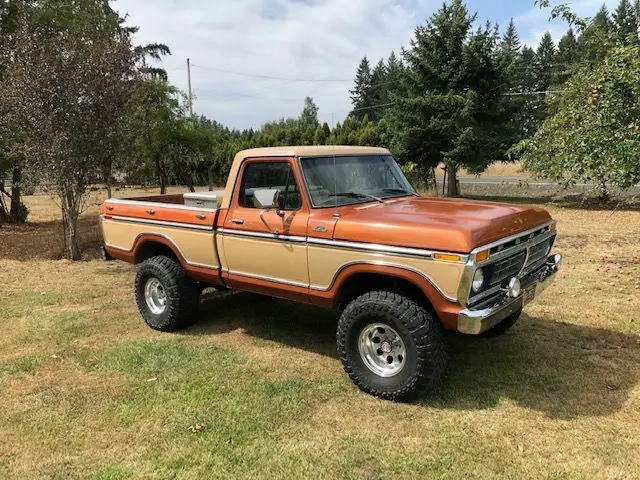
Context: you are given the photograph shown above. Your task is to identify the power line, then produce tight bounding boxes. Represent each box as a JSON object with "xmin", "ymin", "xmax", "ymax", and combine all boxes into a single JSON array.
[{"xmin": 190, "ymin": 63, "xmax": 352, "ymax": 83}]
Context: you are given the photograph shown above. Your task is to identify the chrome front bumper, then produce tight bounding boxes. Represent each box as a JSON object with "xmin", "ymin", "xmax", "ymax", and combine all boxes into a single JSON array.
[{"xmin": 457, "ymin": 254, "xmax": 561, "ymax": 335}]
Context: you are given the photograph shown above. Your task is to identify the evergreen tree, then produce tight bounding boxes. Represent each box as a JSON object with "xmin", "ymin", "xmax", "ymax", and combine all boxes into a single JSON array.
[
  {"xmin": 613, "ymin": 0, "xmax": 638, "ymax": 43},
  {"xmin": 350, "ymin": 57, "xmax": 373, "ymax": 119},
  {"xmin": 534, "ymin": 32, "xmax": 556, "ymax": 92},
  {"xmin": 368, "ymin": 59, "xmax": 388, "ymax": 120},
  {"xmin": 390, "ymin": 0, "xmax": 505, "ymax": 196},
  {"xmin": 579, "ymin": 4, "xmax": 613, "ymax": 62},
  {"xmin": 496, "ymin": 19, "xmax": 527, "ymax": 153},
  {"xmin": 497, "ymin": 18, "xmax": 521, "ymax": 78},
  {"xmin": 553, "ymin": 29, "xmax": 579, "ymax": 85},
  {"xmin": 299, "ymin": 96, "xmax": 319, "ymax": 144}
]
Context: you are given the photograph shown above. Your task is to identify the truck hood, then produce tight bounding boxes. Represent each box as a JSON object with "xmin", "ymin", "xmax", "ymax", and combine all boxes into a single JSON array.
[{"xmin": 332, "ymin": 196, "xmax": 552, "ymax": 253}]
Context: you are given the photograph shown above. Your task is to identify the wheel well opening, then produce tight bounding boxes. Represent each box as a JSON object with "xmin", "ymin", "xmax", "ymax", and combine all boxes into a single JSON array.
[
  {"xmin": 135, "ymin": 241, "xmax": 180, "ymax": 265},
  {"xmin": 334, "ymin": 273, "xmax": 431, "ymax": 313}
]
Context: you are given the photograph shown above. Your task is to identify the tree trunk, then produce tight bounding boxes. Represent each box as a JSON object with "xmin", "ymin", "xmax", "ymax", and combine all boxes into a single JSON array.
[
  {"xmin": 9, "ymin": 164, "xmax": 23, "ymax": 222},
  {"xmin": 446, "ymin": 164, "xmax": 460, "ymax": 197},
  {"xmin": 160, "ymin": 173, "xmax": 166, "ymax": 195},
  {"xmin": 597, "ymin": 181, "xmax": 609, "ymax": 202},
  {"xmin": 186, "ymin": 176, "xmax": 196, "ymax": 193},
  {"xmin": 208, "ymin": 166, "xmax": 214, "ymax": 192},
  {"xmin": 105, "ymin": 164, "xmax": 113, "ymax": 199},
  {"xmin": 62, "ymin": 192, "xmax": 81, "ymax": 261}
]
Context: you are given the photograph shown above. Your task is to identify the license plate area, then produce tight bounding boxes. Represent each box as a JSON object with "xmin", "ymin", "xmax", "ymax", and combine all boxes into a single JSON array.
[{"xmin": 523, "ymin": 286, "xmax": 536, "ymax": 306}]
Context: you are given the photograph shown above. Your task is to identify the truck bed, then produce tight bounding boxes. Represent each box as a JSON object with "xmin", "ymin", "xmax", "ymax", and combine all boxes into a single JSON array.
[{"xmin": 99, "ymin": 193, "xmax": 224, "ymax": 278}]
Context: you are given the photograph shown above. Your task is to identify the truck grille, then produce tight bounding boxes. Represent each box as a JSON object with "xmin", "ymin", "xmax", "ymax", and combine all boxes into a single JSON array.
[
  {"xmin": 525, "ymin": 238, "xmax": 553, "ymax": 270},
  {"xmin": 487, "ymin": 251, "xmax": 527, "ymax": 288}
]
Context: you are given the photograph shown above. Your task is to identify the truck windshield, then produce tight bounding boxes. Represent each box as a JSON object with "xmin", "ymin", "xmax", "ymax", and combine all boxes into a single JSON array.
[{"xmin": 300, "ymin": 155, "xmax": 416, "ymax": 208}]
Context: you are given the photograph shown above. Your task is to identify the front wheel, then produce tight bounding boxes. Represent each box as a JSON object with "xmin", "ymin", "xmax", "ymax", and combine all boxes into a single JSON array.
[
  {"xmin": 337, "ymin": 290, "xmax": 448, "ymax": 401},
  {"xmin": 135, "ymin": 255, "xmax": 200, "ymax": 331}
]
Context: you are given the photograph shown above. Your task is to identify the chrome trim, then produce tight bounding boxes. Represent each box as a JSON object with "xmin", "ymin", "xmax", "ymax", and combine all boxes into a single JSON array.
[
  {"xmin": 105, "ymin": 198, "xmax": 218, "ymax": 213},
  {"xmin": 104, "ymin": 231, "xmax": 220, "ymax": 271},
  {"xmin": 471, "ymin": 220, "xmax": 555, "ymax": 256},
  {"xmin": 477, "ymin": 228, "xmax": 556, "ymax": 267},
  {"xmin": 102, "ymin": 215, "xmax": 214, "ymax": 231},
  {"xmin": 225, "ymin": 269, "xmax": 309, "ymax": 289},
  {"xmin": 457, "ymin": 254, "xmax": 561, "ymax": 334},
  {"xmin": 309, "ymin": 260, "xmax": 458, "ymax": 302},
  {"xmin": 308, "ymin": 237, "xmax": 467, "ymax": 262},
  {"xmin": 218, "ymin": 228, "xmax": 307, "ymax": 243},
  {"xmin": 458, "ymin": 221, "xmax": 556, "ymax": 307},
  {"xmin": 219, "ymin": 228, "xmax": 467, "ymax": 262}
]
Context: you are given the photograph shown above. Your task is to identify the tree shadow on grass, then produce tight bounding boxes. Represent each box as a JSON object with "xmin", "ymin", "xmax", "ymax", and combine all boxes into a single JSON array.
[
  {"xmin": 0, "ymin": 216, "xmax": 99, "ymax": 261},
  {"xmin": 192, "ymin": 291, "xmax": 640, "ymax": 419}
]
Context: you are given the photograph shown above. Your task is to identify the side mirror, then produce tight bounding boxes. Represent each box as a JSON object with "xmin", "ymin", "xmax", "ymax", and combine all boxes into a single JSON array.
[{"xmin": 253, "ymin": 188, "xmax": 281, "ymax": 210}]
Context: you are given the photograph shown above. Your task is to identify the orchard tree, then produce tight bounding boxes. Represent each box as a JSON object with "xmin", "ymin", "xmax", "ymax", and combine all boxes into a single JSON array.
[
  {"xmin": 128, "ymin": 79, "xmax": 186, "ymax": 194},
  {"xmin": 0, "ymin": 0, "xmax": 136, "ymax": 258},
  {"xmin": 512, "ymin": 44, "xmax": 640, "ymax": 199}
]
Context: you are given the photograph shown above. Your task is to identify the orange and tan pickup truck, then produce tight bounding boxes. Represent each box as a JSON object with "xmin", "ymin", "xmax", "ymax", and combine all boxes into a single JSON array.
[{"xmin": 100, "ymin": 146, "xmax": 561, "ymax": 400}]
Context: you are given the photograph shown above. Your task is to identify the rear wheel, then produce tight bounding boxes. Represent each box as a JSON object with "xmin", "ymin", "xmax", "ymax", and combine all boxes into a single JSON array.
[
  {"xmin": 135, "ymin": 256, "xmax": 200, "ymax": 331},
  {"xmin": 337, "ymin": 290, "xmax": 448, "ymax": 401}
]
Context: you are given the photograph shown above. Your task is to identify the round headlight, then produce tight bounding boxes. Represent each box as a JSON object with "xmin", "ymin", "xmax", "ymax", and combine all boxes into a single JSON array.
[
  {"xmin": 472, "ymin": 268, "xmax": 484, "ymax": 293},
  {"xmin": 507, "ymin": 277, "xmax": 522, "ymax": 298}
]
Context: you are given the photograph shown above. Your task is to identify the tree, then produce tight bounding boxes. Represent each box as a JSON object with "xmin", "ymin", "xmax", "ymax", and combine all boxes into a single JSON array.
[
  {"xmin": 299, "ymin": 97, "xmax": 319, "ymax": 144},
  {"xmin": 553, "ymin": 29, "xmax": 579, "ymax": 85},
  {"xmin": 613, "ymin": 0, "xmax": 638, "ymax": 43},
  {"xmin": 129, "ymin": 79, "xmax": 186, "ymax": 195},
  {"xmin": 512, "ymin": 44, "xmax": 640, "ymax": 200},
  {"xmin": 350, "ymin": 57, "xmax": 373, "ymax": 119},
  {"xmin": 579, "ymin": 4, "xmax": 613, "ymax": 62},
  {"xmin": 0, "ymin": 0, "xmax": 31, "ymax": 224},
  {"xmin": 0, "ymin": 0, "xmax": 136, "ymax": 258},
  {"xmin": 389, "ymin": 0, "xmax": 506, "ymax": 196},
  {"xmin": 534, "ymin": 32, "xmax": 556, "ymax": 92}
]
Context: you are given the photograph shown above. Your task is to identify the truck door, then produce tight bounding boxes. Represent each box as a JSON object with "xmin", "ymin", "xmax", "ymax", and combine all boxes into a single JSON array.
[{"xmin": 221, "ymin": 158, "xmax": 310, "ymax": 298}]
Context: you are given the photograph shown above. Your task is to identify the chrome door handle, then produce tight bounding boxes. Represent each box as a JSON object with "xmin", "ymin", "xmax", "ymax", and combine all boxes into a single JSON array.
[
  {"xmin": 146, "ymin": 209, "xmax": 155, "ymax": 215},
  {"xmin": 231, "ymin": 218, "xmax": 244, "ymax": 225}
]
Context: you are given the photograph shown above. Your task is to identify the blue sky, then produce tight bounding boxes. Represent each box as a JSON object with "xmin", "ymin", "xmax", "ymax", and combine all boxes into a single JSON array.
[{"xmin": 112, "ymin": 0, "xmax": 617, "ymax": 129}]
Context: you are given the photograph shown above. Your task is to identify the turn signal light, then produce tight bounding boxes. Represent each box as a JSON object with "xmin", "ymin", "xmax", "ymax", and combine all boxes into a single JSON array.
[
  {"xmin": 433, "ymin": 253, "xmax": 462, "ymax": 262},
  {"xmin": 476, "ymin": 250, "xmax": 489, "ymax": 262}
]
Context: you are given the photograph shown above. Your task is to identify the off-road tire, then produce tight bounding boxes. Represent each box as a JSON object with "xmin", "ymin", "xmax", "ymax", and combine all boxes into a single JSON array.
[
  {"xmin": 481, "ymin": 310, "xmax": 521, "ymax": 337},
  {"xmin": 135, "ymin": 255, "xmax": 200, "ymax": 331},
  {"xmin": 337, "ymin": 290, "xmax": 448, "ymax": 401}
]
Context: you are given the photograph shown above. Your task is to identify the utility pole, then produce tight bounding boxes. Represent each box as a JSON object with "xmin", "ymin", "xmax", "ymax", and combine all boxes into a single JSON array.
[{"xmin": 186, "ymin": 58, "xmax": 194, "ymax": 118}]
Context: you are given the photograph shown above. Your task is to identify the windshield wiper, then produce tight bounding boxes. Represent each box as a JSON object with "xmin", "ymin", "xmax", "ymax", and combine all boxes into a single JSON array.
[
  {"xmin": 381, "ymin": 188, "xmax": 419, "ymax": 197},
  {"xmin": 329, "ymin": 192, "xmax": 384, "ymax": 203}
]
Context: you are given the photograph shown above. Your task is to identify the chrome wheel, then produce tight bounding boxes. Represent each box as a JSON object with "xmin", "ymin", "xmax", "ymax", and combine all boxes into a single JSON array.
[
  {"xmin": 144, "ymin": 277, "xmax": 167, "ymax": 315},
  {"xmin": 358, "ymin": 323, "xmax": 406, "ymax": 377}
]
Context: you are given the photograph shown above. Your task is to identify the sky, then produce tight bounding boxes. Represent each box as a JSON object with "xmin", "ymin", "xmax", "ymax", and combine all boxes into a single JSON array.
[{"xmin": 112, "ymin": 0, "xmax": 619, "ymax": 130}]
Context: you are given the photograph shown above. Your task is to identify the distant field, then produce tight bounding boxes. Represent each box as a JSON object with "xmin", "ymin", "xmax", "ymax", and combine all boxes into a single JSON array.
[
  {"xmin": 458, "ymin": 161, "xmax": 524, "ymax": 177},
  {"xmin": 0, "ymin": 188, "xmax": 639, "ymax": 478}
]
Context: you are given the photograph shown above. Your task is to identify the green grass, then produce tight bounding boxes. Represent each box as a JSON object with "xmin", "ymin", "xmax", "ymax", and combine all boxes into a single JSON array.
[{"xmin": 0, "ymin": 201, "xmax": 639, "ymax": 478}]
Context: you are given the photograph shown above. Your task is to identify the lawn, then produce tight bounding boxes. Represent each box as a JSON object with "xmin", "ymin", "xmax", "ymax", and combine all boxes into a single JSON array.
[{"xmin": 1, "ymin": 189, "xmax": 639, "ymax": 479}]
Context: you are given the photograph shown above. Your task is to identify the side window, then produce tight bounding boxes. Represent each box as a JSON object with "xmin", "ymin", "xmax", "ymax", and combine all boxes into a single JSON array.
[{"xmin": 239, "ymin": 162, "xmax": 302, "ymax": 210}]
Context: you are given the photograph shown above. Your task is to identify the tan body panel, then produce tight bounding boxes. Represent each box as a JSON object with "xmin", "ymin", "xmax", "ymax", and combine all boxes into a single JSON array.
[
  {"xmin": 307, "ymin": 245, "xmax": 463, "ymax": 300},
  {"xmin": 220, "ymin": 235, "xmax": 309, "ymax": 287},
  {"xmin": 102, "ymin": 219, "xmax": 219, "ymax": 270}
]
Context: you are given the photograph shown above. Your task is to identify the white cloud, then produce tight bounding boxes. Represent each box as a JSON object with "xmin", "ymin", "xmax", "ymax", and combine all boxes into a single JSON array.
[
  {"xmin": 515, "ymin": 0, "xmax": 620, "ymax": 47},
  {"xmin": 112, "ymin": 0, "xmax": 430, "ymax": 129}
]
